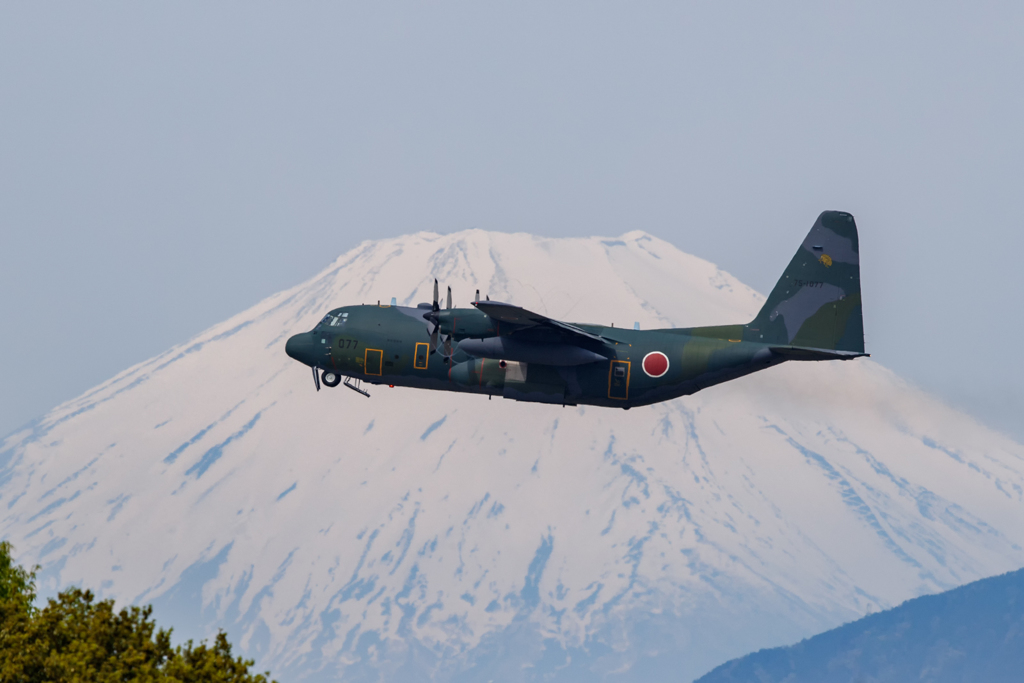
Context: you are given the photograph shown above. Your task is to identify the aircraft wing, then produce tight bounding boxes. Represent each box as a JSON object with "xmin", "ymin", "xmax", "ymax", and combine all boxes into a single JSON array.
[{"xmin": 472, "ymin": 301, "xmax": 608, "ymax": 345}]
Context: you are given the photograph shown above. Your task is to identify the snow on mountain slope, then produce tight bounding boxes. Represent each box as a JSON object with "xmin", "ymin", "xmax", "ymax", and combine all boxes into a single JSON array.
[{"xmin": 1, "ymin": 230, "xmax": 1022, "ymax": 682}]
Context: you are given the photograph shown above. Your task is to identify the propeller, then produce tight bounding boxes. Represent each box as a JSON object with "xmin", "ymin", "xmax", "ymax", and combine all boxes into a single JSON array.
[
  {"xmin": 424, "ymin": 279, "xmax": 454, "ymax": 357},
  {"xmin": 443, "ymin": 286, "xmax": 453, "ymax": 355},
  {"xmin": 429, "ymin": 279, "xmax": 440, "ymax": 351}
]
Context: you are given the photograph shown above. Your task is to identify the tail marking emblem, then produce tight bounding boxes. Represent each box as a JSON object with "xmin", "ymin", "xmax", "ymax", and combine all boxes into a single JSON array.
[{"xmin": 818, "ymin": 254, "xmax": 833, "ymax": 267}]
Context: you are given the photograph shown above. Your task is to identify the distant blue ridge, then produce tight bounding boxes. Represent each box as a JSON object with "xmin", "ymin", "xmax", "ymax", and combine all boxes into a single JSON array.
[{"xmin": 696, "ymin": 565, "xmax": 1024, "ymax": 683}]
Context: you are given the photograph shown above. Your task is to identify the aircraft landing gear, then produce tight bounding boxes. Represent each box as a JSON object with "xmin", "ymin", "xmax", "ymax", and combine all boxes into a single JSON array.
[{"xmin": 322, "ymin": 370, "xmax": 341, "ymax": 388}]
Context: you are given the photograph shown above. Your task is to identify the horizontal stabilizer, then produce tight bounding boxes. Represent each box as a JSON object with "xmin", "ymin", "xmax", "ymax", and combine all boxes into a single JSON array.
[{"xmin": 769, "ymin": 345, "xmax": 870, "ymax": 361}]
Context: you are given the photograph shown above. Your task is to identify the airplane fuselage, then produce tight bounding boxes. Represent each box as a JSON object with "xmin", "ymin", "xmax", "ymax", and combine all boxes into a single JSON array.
[
  {"xmin": 285, "ymin": 303, "xmax": 786, "ymax": 408},
  {"xmin": 285, "ymin": 211, "xmax": 867, "ymax": 408}
]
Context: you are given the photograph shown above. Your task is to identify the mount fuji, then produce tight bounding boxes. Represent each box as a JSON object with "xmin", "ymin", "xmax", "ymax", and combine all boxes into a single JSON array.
[{"xmin": 1, "ymin": 229, "xmax": 1022, "ymax": 682}]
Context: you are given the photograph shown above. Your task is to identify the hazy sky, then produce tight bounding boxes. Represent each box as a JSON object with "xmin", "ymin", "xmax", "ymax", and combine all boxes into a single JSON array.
[{"xmin": 2, "ymin": 3, "xmax": 1022, "ymax": 441}]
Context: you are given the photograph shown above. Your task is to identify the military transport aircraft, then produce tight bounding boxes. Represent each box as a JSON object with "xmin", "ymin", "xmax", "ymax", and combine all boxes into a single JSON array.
[{"xmin": 285, "ymin": 211, "xmax": 866, "ymax": 408}]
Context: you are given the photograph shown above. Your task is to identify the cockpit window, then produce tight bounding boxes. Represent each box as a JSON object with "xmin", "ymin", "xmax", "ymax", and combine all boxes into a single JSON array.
[{"xmin": 318, "ymin": 312, "xmax": 348, "ymax": 328}]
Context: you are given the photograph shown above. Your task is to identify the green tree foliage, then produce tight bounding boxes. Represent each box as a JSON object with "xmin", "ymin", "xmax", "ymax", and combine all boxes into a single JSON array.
[{"xmin": 0, "ymin": 541, "xmax": 275, "ymax": 683}]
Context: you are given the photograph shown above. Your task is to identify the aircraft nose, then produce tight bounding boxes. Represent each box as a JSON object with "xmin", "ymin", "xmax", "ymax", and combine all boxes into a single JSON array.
[{"xmin": 285, "ymin": 333, "xmax": 313, "ymax": 364}]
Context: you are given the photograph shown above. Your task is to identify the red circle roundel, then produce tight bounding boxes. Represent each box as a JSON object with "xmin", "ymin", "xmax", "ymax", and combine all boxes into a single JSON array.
[{"xmin": 642, "ymin": 351, "xmax": 670, "ymax": 378}]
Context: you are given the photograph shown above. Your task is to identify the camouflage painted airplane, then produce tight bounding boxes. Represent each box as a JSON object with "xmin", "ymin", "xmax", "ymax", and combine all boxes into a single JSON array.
[{"xmin": 285, "ymin": 211, "xmax": 866, "ymax": 408}]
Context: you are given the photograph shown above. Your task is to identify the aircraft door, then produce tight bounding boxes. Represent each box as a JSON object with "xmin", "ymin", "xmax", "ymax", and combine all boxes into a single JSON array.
[
  {"xmin": 414, "ymin": 342, "xmax": 429, "ymax": 370},
  {"xmin": 364, "ymin": 348, "xmax": 383, "ymax": 376},
  {"xmin": 608, "ymin": 360, "xmax": 630, "ymax": 400}
]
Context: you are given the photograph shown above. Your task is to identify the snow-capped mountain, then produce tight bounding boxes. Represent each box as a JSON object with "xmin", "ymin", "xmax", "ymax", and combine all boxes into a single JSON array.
[{"xmin": 2, "ymin": 230, "xmax": 1022, "ymax": 682}]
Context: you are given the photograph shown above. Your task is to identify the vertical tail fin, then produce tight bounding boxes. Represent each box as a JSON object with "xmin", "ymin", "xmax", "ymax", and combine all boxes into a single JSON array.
[{"xmin": 748, "ymin": 211, "xmax": 864, "ymax": 353}]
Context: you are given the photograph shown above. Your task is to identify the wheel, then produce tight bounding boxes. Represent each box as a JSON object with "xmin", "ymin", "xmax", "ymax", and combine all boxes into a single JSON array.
[{"xmin": 321, "ymin": 371, "xmax": 341, "ymax": 388}]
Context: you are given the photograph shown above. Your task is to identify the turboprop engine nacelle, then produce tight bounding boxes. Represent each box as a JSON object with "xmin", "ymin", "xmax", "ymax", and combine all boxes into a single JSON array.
[
  {"xmin": 448, "ymin": 358, "xmax": 508, "ymax": 388},
  {"xmin": 457, "ymin": 337, "xmax": 605, "ymax": 366}
]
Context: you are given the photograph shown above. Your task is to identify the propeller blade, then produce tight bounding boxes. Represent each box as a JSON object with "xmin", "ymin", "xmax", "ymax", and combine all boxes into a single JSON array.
[
  {"xmin": 443, "ymin": 334, "xmax": 453, "ymax": 357},
  {"xmin": 475, "ymin": 289, "xmax": 480, "ymax": 303},
  {"xmin": 432, "ymin": 279, "xmax": 440, "ymax": 312},
  {"xmin": 430, "ymin": 324, "xmax": 438, "ymax": 354},
  {"xmin": 446, "ymin": 286, "xmax": 452, "ymax": 310}
]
